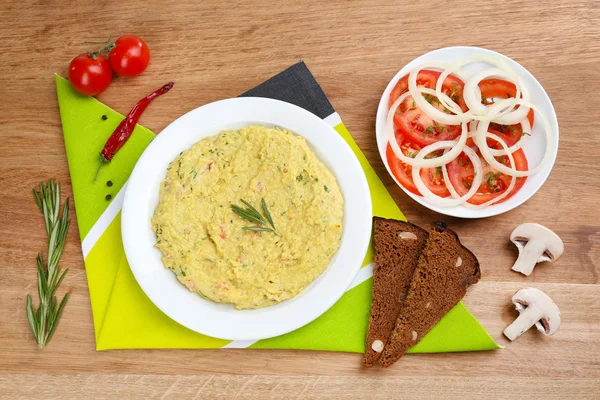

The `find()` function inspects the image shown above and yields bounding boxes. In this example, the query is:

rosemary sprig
[27,180,70,349]
[231,198,277,234]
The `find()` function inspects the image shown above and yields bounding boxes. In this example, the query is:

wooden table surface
[1,0,599,398]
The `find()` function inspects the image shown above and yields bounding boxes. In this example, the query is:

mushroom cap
[512,287,561,336]
[510,223,564,262]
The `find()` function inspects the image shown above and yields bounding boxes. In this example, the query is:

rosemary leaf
[261,198,275,228]
[35,304,42,324]
[242,226,274,232]
[51,268,69,297]
[240,199,263,219]
[48,296,57,325]
[37,255,47,299]
[46,293,69,344]
[42,199,50,235]
[33,189,43,213]
[26,295,37,338]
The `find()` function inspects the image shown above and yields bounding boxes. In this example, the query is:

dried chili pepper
[94,82,174,181]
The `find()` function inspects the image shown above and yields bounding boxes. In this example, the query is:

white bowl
[375,46,559,218]
[122,97,372,341]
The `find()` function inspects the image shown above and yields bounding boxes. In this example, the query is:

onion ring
[468,117,531,157]
[387,91,469,168]
[442,132,517,208]
[411,141,483,207]
[435,55,516,110]
[464,67,530,125]
[408,63,471,125]
[469,120,478,132]
[474,99,552,177]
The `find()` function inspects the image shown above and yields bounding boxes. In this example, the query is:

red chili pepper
[94,82,174,181]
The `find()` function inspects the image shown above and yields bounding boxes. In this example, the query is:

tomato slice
[446,130,528,205]
[386,142,419,195]
[479,78,535,145]
[419,163,450,198]
[389,70,467,147]
[385,130,450,197]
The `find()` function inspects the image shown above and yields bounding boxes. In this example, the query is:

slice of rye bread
[362,217,428,367]
[379,221,481,367]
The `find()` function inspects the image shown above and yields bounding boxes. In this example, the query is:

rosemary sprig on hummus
[27,180,71,349]
[231,198,278,234]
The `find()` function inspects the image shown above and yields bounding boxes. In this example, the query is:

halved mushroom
[510,223,564,276]
[504,288,560,341]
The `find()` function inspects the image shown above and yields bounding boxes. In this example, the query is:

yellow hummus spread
[152,125,344,309]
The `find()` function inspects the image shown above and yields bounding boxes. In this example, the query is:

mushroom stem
[511,239,546,276]
[504,307,540,341]
[504,288,561,341]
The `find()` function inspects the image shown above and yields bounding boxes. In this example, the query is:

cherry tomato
[446,131,528,205]
[109,35,150,77]
[68,54,112,96]
[389,70,468,147]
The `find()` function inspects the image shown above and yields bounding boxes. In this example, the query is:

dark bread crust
[362,217,428,367]
[379,221,481,367]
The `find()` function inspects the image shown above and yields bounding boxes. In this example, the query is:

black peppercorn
[107,180,113,187]
[101,115,108,120]
[105,194,112,201]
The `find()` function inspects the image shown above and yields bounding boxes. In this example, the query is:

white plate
[122,97,372,341]
[375,46,559,218]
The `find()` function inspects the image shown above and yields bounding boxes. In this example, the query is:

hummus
[152,125,344,309]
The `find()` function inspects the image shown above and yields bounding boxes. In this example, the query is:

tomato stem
[85,36,116,60]
[84,39,112,45]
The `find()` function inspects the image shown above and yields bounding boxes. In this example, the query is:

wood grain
[1,0,599,398]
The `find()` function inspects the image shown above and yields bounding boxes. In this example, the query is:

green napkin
[56,73,499,353]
